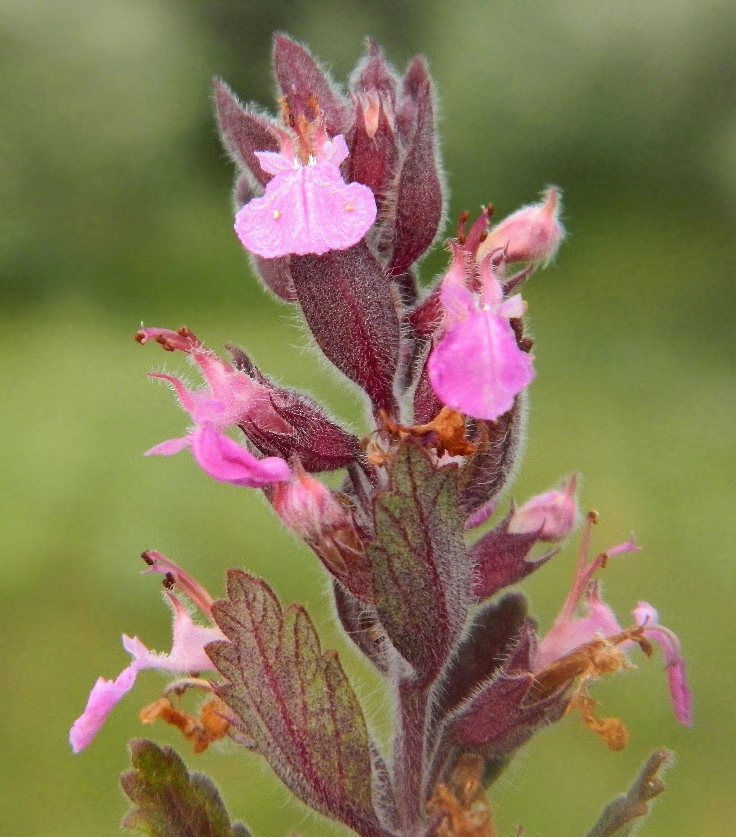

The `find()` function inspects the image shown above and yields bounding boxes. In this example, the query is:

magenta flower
[536,517,692,726]
[234,132,377,258]
[427,244,535,420]
[136,327,291,488]
[508,474,579,542]
[70,552,225,752]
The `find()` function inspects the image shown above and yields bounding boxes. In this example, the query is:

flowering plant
[71,34,690,837]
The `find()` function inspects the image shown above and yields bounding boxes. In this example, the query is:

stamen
[273,210,281,220]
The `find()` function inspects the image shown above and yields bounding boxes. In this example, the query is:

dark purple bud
[228,346,361,472]
[272,33,350,136]
[470,513,556,601]
[213,79,280,188]
[290,242,401,416]
[388,57,444,275]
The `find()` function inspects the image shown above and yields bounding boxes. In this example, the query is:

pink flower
[70,552,225,752]
[477,187,564,267]
[508,474,579,541]
[136,327,291,488]
[536,515,692,726]
[427,244,535,420]
[234,133,377,258]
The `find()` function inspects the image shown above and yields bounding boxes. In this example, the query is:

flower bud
[508,474,578,542]
[273,464,372,600]
[477,187,564,266]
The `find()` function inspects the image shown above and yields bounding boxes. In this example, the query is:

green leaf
[207,571,392,837]
[367,443,470,683]
[121,739,251,837]
[582,749,674,837]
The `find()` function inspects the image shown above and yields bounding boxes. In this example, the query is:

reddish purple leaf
[208,571,391,837]
[332,581,390,673]
[291,242,400,415]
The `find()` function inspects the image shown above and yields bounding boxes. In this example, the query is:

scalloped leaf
[207,570,392,837]
[121,739,251,837]
[367,444,470,684]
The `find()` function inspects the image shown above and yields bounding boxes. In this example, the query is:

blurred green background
[1,0,734,835]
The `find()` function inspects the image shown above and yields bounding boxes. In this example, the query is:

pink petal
[145,435,191,457]
[634,601,693,726]
[428,308,535,420]
[122,596,223,675]
[234,160,377,258]
[254,149,296,175]
[190,424,291,487]
[536,586,622,670]
[69,664,140,753]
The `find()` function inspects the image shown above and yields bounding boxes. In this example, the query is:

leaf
[121,739,251,837]
[207,571,391,837]
[291,242,400,414]
[367,444,470,683]
[582,749,674,837]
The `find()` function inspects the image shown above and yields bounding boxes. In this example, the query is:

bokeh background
[2,1,735,835]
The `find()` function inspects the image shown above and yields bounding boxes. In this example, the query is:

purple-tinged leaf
[332,581,391,673]
[213,79,280,188]
[291,242,400,415]
[228,346,361,472]
[470,515,555,601]
[449,624,568,759]
[208,571,392,837]
[582,749,673,837]
[121,739,251,837]
[367,444,470,684]
[459,401,524,520]
[388,57,444,276]
[272,33,350,136]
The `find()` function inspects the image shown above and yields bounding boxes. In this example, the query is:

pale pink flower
[136,327,291,488]
[234,133,377,258]
[427,245,535,420]
[477,187,564,267]
[536,517,692,726]
[70,553,225,752]
[508,474,579,541]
